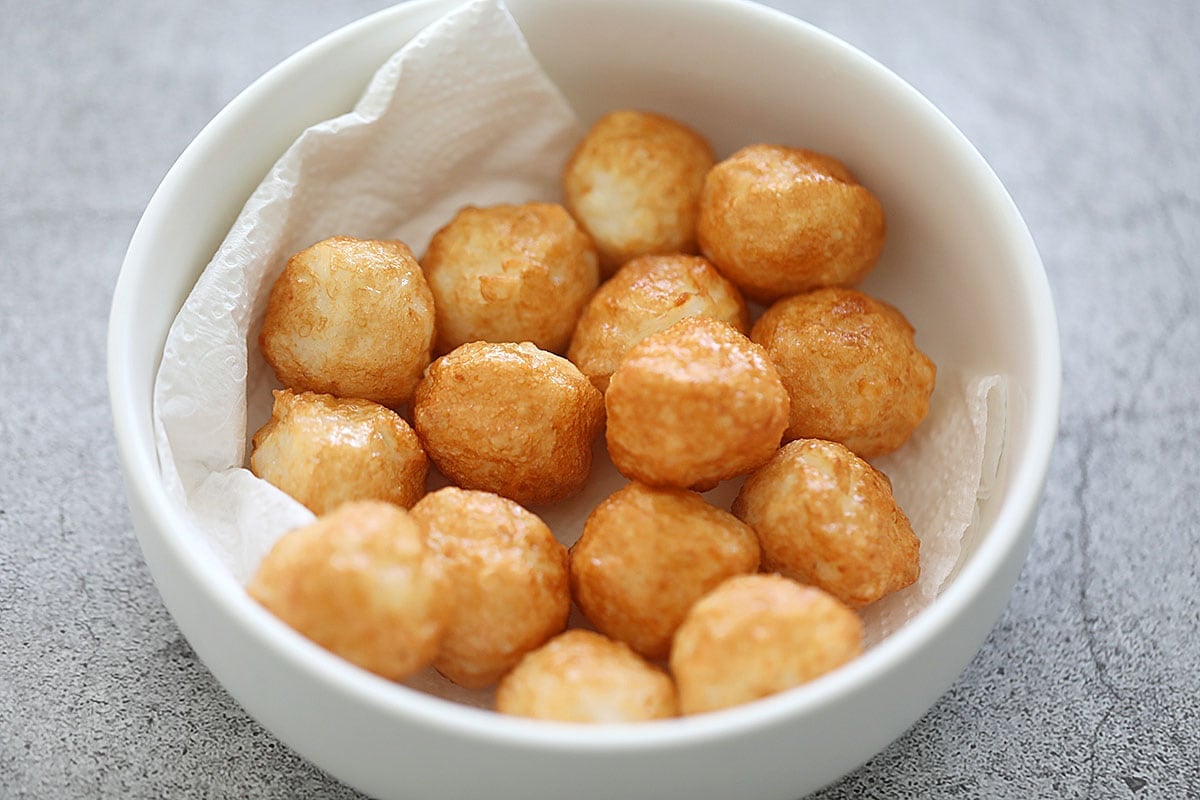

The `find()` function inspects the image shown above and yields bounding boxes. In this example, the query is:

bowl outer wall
[107,1,1061,798]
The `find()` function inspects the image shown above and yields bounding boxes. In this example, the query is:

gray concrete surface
[2,1,1197,798]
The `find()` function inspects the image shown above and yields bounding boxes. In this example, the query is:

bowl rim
[107,0,1062,753]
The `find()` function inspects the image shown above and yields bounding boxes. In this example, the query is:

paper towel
[861,373,1007,647]
[151,0,1008,707]
[153,0,584,583]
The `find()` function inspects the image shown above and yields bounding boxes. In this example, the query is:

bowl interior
[108,0,1059,789]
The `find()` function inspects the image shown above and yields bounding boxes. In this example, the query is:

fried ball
[496,630,678,722]
[751,287,936,458]
[247,500,448,681]
[410,487,569,688]
[697,144,886,303]
[605,316,789,491]
[422,203,599,355]
[732,438,920,608]
[249,389,427,515]
[259,237,435,408]
[567,254,749,393]
[412,342,605,507]
[669,574,862,715]
[569,482,760,660]
[563,110,715,275]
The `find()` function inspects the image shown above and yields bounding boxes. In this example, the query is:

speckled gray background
[2,1,1197,798]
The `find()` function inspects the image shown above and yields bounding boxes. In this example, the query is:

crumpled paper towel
[152,0,1008,706]
[154,0,583,583]
[862,372,1007,648]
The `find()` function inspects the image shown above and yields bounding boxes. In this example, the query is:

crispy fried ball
[412,342,605,507]
[605,316,789,491]
[563,110,715,275]
[751,287,936,458]
[247,501,448,681]
[567,254,749,393]
[249,389,427,515]
[569,482,760,660]
[258,236,435,408]
[697,144,886,303]
[669,574,862,715]
[496,630,678,722]
[422,203,599,355]
[410,487,569,688]
[732,438,920,608]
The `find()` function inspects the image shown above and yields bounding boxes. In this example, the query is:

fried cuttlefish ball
[259,236,435,408]
[669,574,862,715]
[605,316,789,491]
[732,438,920,608]
[496,630,678,722]
[569,482,760,660]
[567,254,749,393]
[247,501,449,681]
[250,389,427,515]
[697,144,886,303]
[563,110,715,275]
[412,342,605,507]
[422,203,600,355]
[751,287,936,458]
[410,487,570,688]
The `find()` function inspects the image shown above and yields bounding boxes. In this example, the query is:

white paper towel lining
[151,0,1008,708]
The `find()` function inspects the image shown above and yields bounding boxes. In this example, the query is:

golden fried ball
[258,236,435,408]
[563,110,715,275]
[669,574,862,715]
[412,342,605,507]
[496,630,678,722]
[569,482,760,660]
[422,203,599,355]
[410,487,570,688]
[732,438,920,608]
[249,389,427,515]
[697,144,886,303]
[751,287,935,458]
[605,316,789,491]
[247,501,448,681]
[567,254,749,393]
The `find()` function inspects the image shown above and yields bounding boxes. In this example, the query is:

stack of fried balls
[247,109,937,721]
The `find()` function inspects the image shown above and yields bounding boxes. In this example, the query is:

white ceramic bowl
[108,1,1061,798]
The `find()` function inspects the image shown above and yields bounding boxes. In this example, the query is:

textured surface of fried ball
[567,254,749,393]
[563,110,715,275]
[412,342,605,507]
[250,389,427,515]
[422,203,599,355]
[496,630,678,722]
[697,144,886,303]
[569,482,760,660]
[259,236,435,408]
[247,501,448,681]
[732,438,920,608]
[605,316,789,491]
[410,487,569,688]
[669,574,862,715]
[752,286,936,458]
